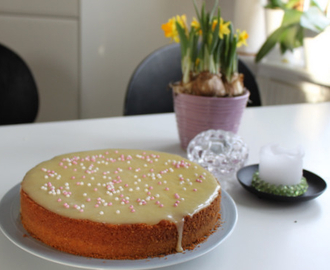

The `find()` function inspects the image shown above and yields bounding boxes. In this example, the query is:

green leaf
[279,24,303,52]
[255,26,289,62]
[209,9,220,54]
[281,9,302,27]
[265,0,286,9]
[175,21,189,55]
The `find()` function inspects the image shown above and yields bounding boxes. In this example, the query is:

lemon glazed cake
[20,149,221,259]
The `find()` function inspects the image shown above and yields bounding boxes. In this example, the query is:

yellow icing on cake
[21,149,220,227]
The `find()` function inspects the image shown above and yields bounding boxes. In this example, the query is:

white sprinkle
[116,210,120,214]
[99,211,104,215]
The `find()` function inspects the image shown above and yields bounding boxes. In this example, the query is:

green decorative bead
[251,171,308,197]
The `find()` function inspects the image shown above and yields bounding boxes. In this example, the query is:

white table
[1,102,329,270]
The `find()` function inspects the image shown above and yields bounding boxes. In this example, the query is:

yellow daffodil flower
[191,17,202,35]
[212,18,230,39]
[161,15,187,43]
[236,29,249,47]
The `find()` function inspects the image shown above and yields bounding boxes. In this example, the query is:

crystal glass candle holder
[187,129,248,187]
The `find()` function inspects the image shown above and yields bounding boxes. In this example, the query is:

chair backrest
[0,43,39,125]
[124,43,261,116]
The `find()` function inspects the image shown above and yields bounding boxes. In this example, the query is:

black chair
[0,43,39,125]
[124,43,261,116]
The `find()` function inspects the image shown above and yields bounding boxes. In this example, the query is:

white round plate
[0,184,237,269]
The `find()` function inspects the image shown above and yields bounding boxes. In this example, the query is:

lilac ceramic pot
[173,90,250,149]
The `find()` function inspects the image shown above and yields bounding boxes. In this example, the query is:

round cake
[20,149,221,259]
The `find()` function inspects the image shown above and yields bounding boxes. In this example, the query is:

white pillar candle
[259,144,304,186]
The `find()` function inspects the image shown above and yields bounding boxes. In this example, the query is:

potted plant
[255,0,330,63]
[161,0,250,149]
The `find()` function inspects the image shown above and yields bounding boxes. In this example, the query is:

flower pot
[173,90,250,150]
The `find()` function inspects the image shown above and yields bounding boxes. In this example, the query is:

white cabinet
[0,0,79,122]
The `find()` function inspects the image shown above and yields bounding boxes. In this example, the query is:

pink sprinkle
[159,204,164,208]
[124,184,129,187]
[149,186,154,190]
[150,169,154,172]
[173,203,178,207]
[94,204,99,208]
[87,198,91,202]
[115,150,119,154]
[147,191,151,195]
[131,209,136,213]
[79,209,84,213]
[108,202,112,206]
[74,204,78,209]
[120,194,124,198]
[193,188,197,192]
[155,201,160,205]
[174,193,180,199]
[94,188,98,191]
[128,167,132,170]
[57,198,62,202]
[158,181,162,185]
[143,174,147,178]
[150,196,155,200]
[165,187,169,191]
[47,182,52,187]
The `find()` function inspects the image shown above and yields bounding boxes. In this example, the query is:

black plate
[237,164,327,202]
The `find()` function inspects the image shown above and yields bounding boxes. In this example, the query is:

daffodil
[161,15,187,43]
[191,17,202,35]
[161,0,249,96]
[236,30,249,48]
[212,18,230,39]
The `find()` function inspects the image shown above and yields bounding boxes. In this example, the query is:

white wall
[80,0,235,118]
